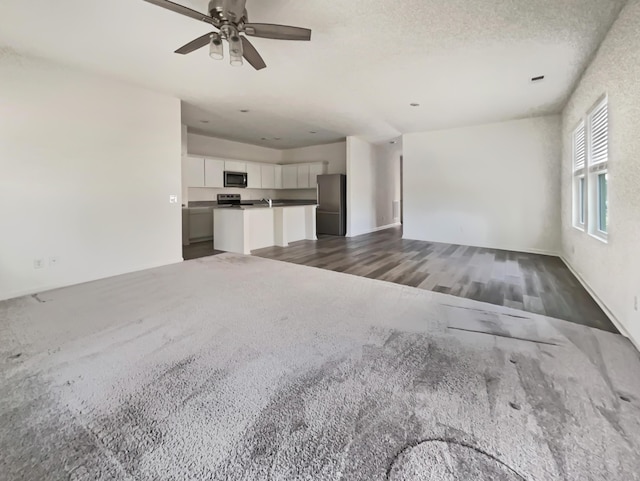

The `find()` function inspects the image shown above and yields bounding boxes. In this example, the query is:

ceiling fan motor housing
[208,0,247,25]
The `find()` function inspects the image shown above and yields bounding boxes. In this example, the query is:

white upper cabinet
[309,162,326,187]
[184,156,205,188]
[274,165,282,189]
[204,158,224,188]
[297,164,310,188]
[261,164,276,189]
[224,160,247,173]
[184,157,326,190]
[282,165,298,189]
[246,162,262,189]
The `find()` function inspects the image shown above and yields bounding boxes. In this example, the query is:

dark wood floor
[182,241,224,261]
[253,227,616,332]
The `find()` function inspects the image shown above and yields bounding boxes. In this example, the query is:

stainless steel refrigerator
[316,174,346,236]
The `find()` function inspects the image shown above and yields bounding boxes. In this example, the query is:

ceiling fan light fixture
[225,26,244,67]
[230,55,244,67]
[209,33,223,60]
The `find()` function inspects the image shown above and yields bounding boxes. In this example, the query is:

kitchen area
[182,152,346,260]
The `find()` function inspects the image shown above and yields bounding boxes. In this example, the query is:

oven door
[224,171,248,188]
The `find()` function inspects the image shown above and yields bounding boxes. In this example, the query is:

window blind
[573,122,585,171]
[589,101,608,165]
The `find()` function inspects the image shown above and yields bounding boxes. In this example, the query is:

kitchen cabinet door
[282,165,298,189]
[274,165,283,189]
[309,162,326,187]
[261,164,276,189]
[184,156,205,188]
[204,158,224,187]
[224,160,247,173]
[246,162,262,189]
[189,209,214,241]
[297,164,310,188]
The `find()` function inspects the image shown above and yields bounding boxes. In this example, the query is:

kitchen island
[213,204,317,255]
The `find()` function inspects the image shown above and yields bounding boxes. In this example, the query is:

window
[587,97,608,240]
[572,121,586,229]
[572,96,609,241]
[579,177,586,225]
[597,172,608,233]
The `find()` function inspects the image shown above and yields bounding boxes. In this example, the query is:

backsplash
[187,187,316,204]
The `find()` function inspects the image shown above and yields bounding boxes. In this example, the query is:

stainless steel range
[217,194,242,206]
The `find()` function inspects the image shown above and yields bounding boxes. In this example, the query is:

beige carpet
[1,253,639,480]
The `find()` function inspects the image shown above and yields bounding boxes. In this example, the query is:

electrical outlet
[49,257,59,267]
[169,195,178,204]
[33,259,44,269]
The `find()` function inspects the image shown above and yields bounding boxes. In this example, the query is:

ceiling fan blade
[175,32,215,55]
[244,23,311,41]
[241,37,267,70]
[143,0,214,25]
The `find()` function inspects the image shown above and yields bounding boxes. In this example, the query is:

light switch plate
[169,195,178,204]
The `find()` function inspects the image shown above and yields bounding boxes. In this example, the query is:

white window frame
[571,121,586,231]
[571,95,609,243]
[586,96,609,243]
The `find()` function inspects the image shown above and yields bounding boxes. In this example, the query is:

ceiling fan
[143,0,312,70]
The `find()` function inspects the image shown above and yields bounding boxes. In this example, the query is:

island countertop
[214,202,318,210]
[189,200,317,210]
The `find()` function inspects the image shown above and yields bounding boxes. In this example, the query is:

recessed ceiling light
[390,140,398,144]
[261,137,268,141]
[310,131,317,134]
[410,103,420,107]
[240,109,250,113]
[200,120,209,124]
[531,75,545,82]
[273,137,282,140]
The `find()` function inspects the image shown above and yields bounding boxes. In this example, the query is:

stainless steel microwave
[224,171,248,188]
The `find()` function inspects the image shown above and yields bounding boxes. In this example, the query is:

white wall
[346,137,402,237]
[0,50,183,301]
[560,0,640,344]
[403,116,562,254]
[374,141,403,229]
[187,132,282,163]
[281,141,347,175]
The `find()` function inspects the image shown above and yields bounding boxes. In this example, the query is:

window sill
[588,232,608,244]
[573,225,585,233]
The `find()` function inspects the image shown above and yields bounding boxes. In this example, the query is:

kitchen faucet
[261,198,273,208]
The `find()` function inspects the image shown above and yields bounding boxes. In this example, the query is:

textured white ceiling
[0,0,626,149]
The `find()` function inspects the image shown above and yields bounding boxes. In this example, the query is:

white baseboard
[347,223,401,237]
[560,256,637,348]
[400,235,559,257]
[369,222,402,233]
[0,258,185,302]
